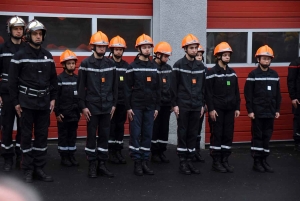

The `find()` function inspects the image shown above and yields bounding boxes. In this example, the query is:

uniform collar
[24,43,47,56]
[215,63,229,73]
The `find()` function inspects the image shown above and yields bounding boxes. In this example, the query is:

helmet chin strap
[138,47,150,58]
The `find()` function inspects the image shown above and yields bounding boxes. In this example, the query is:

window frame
[0,11,153,56]
[207,28,300,68]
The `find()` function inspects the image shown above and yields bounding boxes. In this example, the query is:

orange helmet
[60,49,78,64]
[135,34,153,48]
[109,35,127,48]
[255,45,274,58]
[154,41,172,56]
[181,34,200,48]
[90,31,109,46]
[214,42,233,56]
[197,45,205,53]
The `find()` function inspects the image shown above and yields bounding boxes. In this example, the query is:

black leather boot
[24,170,33,183]
[69,154,79,166]
[15,155,21,169]
[187,158,200,174]
[179,157,191,175]
[109,151,120,164]
[261,157,274,173]
[253,157,265,173]
[193,150,205,163]
[151,153,161,163]
[221,156,234,173]
[34,168,53,182]
[142,160,154,175]
[3,158,13,172]
[88,160,97,178]
[134,160,143,176]
[116,150,126,164]
[61,155,72,167]
[98,161,114,178]
[159,153,170,163]
[212,156,227,173]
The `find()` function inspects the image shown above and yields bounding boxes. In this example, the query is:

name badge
[74,91,78,95]
[102,77,105,83]
[147,77,151,82]
[227,81,230,86]
[268,86,271,90]
[120,76,124,81]
[192,79,196,84]
[163,78,166,83]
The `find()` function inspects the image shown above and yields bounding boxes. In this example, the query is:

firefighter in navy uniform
[287,57,300,151]
[206,42,241,173]
[0,16,26,171]
[125,34,160,176]
[9,19,58,183]
[77,31,117,178]
[171,34,205,175]
[108,35,129,164]
[151,41,172,163]
[54,50,80,167]
[244,45,281,173]
[193,45,207,163]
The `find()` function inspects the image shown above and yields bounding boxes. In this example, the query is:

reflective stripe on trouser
[109,104,127,151]
[20,108,50,171]
[196,113,205,150]
[177,110,200,159]
[251,118,274,158]
[209,108,235,157]
[85,114,110,161]
[151,106,171,154]
[129,109,154,160]
[0,94,22,159]
[57,121,78,156]
[292,106,300,143]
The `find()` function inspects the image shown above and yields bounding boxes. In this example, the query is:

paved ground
[0,139,300,201]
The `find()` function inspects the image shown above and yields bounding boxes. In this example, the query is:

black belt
[19,85,49,97]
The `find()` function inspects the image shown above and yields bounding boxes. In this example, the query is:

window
[0,15,28,44]
[35,17,91,52]
[252,32,299,63]
[97,19,151,52]
[206,32,248,64]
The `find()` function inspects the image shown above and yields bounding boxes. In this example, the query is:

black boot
[142,160,154,175]
[193,150,205,163]
[3,158,13,172]
[151,153,161,163]
[15,155,21,169]
[159,153,170,163]
[116,150,126,164]
[187,158,200,174]
[109,151,120,164]
[253,157,265,173]
[134,160,143,176]
[88,160,97,178]
[24,170,33,183]
[98,161,114,178]
[179,157,191,175]
[61,155,72,167]
[34,168,53,182]
[261,157,274,173]
[69,154,79,166]
[212,156,227,173]
[221,156,234,173]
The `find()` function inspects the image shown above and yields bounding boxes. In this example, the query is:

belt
[1,73,8,81]
[19,85,49,97]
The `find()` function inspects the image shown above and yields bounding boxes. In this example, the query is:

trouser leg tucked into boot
[193,149,205,163]
[252,157,265,173]
[134,159,143,176]
[221,155,234,173]
[98,160,114,177]
[179,156,191,175]
[116,150,126,164]
[109,151,120,164]
[88,160,97,178]
[69,154,79,166]
[142,160,154,175]
[61,153,72,167]
[187,158,200,174]
[212,156,227,173]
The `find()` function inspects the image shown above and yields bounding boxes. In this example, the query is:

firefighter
[77,31,117,178]
[0,16,26,171]
[287,56,300,151]
[108,35,129,164]
[9,19,58,182]
[151,41,172,163]
[193,45,207,163]
[125,34,160,176]
[205,42,241,173]
[54,50,80,167]
[244,45,281,173]
[171,34,205,175]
